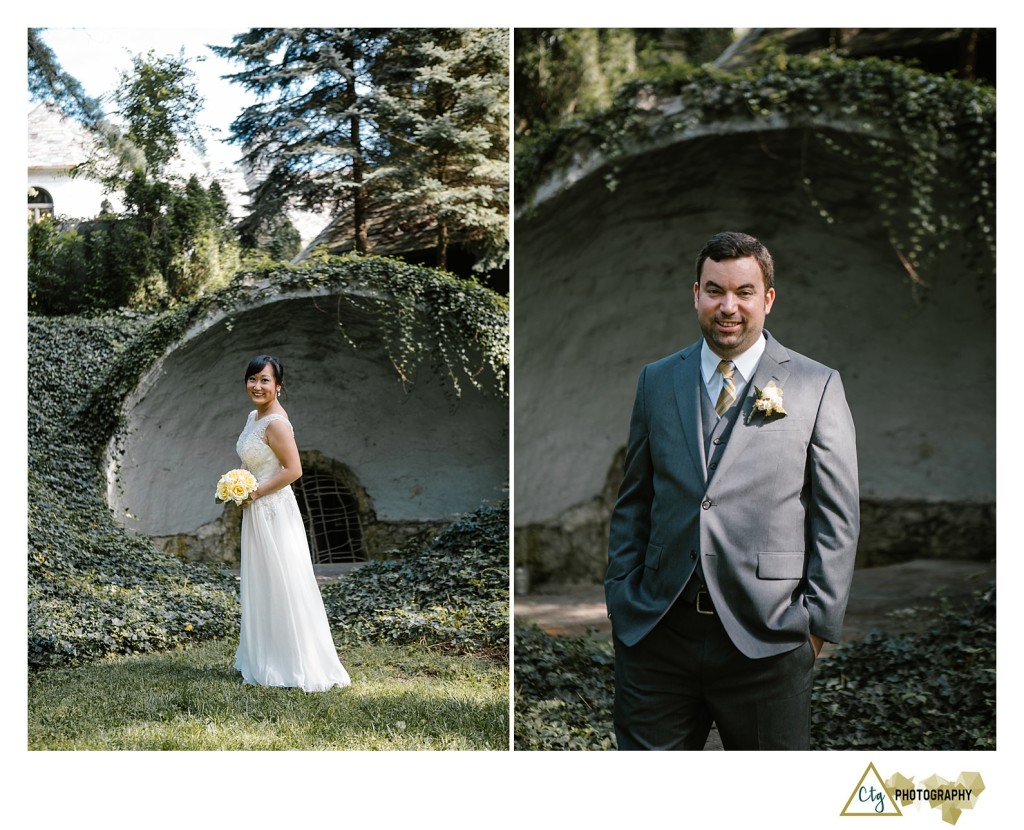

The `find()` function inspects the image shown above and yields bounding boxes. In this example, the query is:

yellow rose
[217,468,257,503]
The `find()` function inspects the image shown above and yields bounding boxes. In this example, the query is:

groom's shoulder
[643,340,700,373]
[770,336,840,382]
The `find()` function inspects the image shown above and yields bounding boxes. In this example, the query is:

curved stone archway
[107,287,507,563]
[514,117,994,586]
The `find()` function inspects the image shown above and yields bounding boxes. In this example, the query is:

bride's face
[246,364,280,405]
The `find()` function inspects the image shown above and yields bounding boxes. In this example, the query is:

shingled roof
[27,103,95,171]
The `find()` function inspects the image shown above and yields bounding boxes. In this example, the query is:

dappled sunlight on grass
[29,639,507,751]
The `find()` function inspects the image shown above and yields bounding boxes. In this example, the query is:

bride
[233,354,351,692]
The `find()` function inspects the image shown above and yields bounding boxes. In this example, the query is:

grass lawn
[29,638,508,751]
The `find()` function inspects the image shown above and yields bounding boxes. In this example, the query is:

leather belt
[694,588,715,616]
[680,579,715,616]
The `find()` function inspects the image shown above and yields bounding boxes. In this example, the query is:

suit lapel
[673,341,707,484]
[709,333,791,486]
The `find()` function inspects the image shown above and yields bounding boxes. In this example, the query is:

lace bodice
[236,411,294,513]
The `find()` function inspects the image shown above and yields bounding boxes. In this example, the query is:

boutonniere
[746,381,787,424]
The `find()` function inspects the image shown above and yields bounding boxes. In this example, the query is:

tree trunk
[352,112,367,255]
[437,218,449,271]
[345,38,367,255]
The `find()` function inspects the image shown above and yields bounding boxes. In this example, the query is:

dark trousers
[613,594,815,750]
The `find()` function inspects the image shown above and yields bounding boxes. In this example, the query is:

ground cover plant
[513,625,615,751]
[28,257,508,672]
[28,313,240,669]
[810,585,995,750]
[322,500,509,659]
[513,586,995,751]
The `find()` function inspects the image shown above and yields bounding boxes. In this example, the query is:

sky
[32,27,258,172]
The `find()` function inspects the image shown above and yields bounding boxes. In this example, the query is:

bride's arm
[247,420,303,502]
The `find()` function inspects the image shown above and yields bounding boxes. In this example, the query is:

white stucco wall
[514,128,994,528]
[28,169,117,219]
[109,291,507,537]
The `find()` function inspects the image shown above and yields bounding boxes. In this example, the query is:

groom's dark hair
[244,354,285,388]
[695,232,775,291]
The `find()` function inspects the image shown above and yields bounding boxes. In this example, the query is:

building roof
[27,103,95,170]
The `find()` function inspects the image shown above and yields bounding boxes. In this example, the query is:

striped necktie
[715,360,737,416]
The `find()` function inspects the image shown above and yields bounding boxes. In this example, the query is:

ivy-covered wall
[101,257,509,562]
[514,57,995,587]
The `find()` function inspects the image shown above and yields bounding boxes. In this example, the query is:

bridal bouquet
[215,468,259,505]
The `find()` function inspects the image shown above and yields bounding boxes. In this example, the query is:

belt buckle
[695,588,714,616]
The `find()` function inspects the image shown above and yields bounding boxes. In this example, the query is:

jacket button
[713,437,723,445]
[701,499,711,509]
[690,550,697,560]
[709,462,718,470]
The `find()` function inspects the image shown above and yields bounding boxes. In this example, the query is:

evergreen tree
[373,28,509,273]
[28,29,131,179]
[213,29,387,256]
[28,28,103,128]
[215,28,509,273]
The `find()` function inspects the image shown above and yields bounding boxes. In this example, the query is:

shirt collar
[700,332,767,384]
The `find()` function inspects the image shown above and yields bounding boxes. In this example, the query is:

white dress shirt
[699,332,767,406]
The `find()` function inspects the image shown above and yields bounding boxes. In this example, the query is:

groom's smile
[694,255,775,359]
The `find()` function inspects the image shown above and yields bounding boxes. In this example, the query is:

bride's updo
[244,354,285,390]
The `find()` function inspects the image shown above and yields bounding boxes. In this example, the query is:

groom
[605,231,859,750]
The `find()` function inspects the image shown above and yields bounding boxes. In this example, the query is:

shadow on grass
[29,638,508,751]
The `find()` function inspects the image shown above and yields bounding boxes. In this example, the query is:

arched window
[28,186,54,223]
[293,464,368,564]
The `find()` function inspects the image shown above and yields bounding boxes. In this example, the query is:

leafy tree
[72,49,207,191]
[29,48,238,312]
[514,28,734,138]
[114,49,206,175]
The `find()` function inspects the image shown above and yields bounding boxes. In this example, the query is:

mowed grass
[28,638,508,751]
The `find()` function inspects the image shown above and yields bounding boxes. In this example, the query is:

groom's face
[693,255,775,359]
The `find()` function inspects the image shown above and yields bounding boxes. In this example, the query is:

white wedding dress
[233,411,351,692]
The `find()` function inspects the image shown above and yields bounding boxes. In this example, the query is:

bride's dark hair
[245,355,285,388]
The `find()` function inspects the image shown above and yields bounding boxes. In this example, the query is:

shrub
[27,174,239,315]
[513,625,615,750]
[322,501,509,658]
[811,585,996,750]
[28,314,240,669]
[513,587,995,750]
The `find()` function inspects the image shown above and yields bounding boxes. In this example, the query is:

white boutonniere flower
[746,381,787,424]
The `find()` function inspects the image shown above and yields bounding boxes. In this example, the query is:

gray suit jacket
[605,332,859,657]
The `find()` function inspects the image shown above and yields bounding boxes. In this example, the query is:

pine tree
[373,28,509,273]
[28,28,103,129]
[214,28,509,273]
[213,29,388,255]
